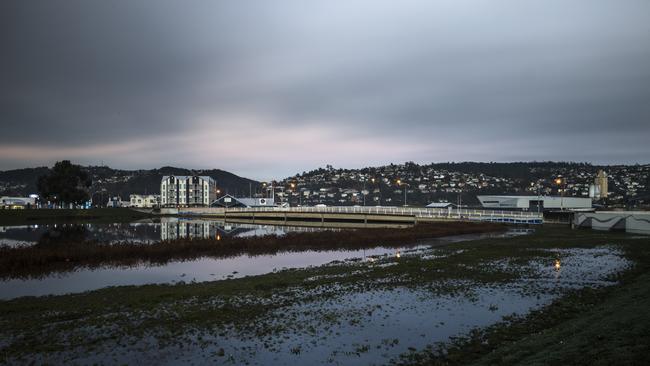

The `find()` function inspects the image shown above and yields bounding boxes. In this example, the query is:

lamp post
[290,182,296,206]
[397,179,409,206]
[555,177,565,211]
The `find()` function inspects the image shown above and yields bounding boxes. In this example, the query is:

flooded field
[0,221,528,299]
[43,245,626,366]
[1,225,640,365]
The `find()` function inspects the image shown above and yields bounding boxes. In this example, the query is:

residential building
[160,175,217,207]
[129,194,160,208]
[0,196,36,209]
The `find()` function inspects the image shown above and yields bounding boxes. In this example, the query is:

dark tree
[37,161,92,205]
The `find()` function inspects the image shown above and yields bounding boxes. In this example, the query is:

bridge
[158,206,543,226]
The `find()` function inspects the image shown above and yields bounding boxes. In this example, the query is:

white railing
[197,206,543,224]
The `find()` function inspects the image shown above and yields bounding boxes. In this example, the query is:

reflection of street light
[554,259,561,271]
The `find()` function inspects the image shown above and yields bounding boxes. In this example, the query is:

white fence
[176,206,543,225]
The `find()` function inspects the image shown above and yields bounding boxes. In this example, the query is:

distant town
[1,162,648,210]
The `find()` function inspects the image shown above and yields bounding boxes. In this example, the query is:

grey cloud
[1,0,649,177]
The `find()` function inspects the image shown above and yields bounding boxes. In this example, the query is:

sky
[1,0,649,180]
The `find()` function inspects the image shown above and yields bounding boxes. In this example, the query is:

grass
[0,208,152,225]
[0,226,648,364]
[396,228,650,366]
[0,221,503,279]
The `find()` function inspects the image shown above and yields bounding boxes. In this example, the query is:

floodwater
[0,218,298,248]
[21,244,631,366]
[0,220,532,299]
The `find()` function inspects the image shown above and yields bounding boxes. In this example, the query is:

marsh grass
[0,221,503,279]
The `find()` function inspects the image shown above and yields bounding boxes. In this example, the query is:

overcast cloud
[1,0,649,179]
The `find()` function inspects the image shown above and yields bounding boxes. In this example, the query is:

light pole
[371,177,377,206]
[555,177,564,211]
[531,182,541,214]
[290,182,296,206]
[397,179,409,207]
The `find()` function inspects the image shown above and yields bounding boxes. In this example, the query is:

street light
[371,177,382,206]
[531,182,541,214]
[397,179,409,206]
[290,182,296,206]
[555,177,565,210]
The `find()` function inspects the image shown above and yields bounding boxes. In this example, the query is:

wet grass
[0,208,152,226]
[395,229,650,366]
[0,221,503,279]
[0,227,647,364]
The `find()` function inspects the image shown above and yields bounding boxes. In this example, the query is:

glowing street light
[555,177,565,210]
[396,179,409,206]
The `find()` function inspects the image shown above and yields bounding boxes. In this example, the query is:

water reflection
[0,228,535,300]
[0,218,339,247]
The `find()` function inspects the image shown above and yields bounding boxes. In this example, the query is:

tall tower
[595,170,608,199]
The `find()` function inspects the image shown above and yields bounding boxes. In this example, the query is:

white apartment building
[160,175,217,207]
[129,194,161,208]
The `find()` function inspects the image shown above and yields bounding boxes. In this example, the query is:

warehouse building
[477,195,592,211]
[211,194,276,208]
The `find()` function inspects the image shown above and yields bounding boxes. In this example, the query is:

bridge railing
[218,205,542,223]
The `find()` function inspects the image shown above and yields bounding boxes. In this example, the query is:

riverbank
[0,208,153,225]
[399,228,650,365]
[1,227,647,364]
[0,221,502,279]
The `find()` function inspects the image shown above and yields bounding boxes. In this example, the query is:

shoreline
[0,208,154,225]
[0,221,504,279]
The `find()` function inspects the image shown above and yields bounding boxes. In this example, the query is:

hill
[0,166,261,201]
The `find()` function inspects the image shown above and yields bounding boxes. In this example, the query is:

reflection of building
[161,175,217,207]
[129,194,160,208]
[589,170,608,200]
[477,195,592,211]
[160,219,219,240]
